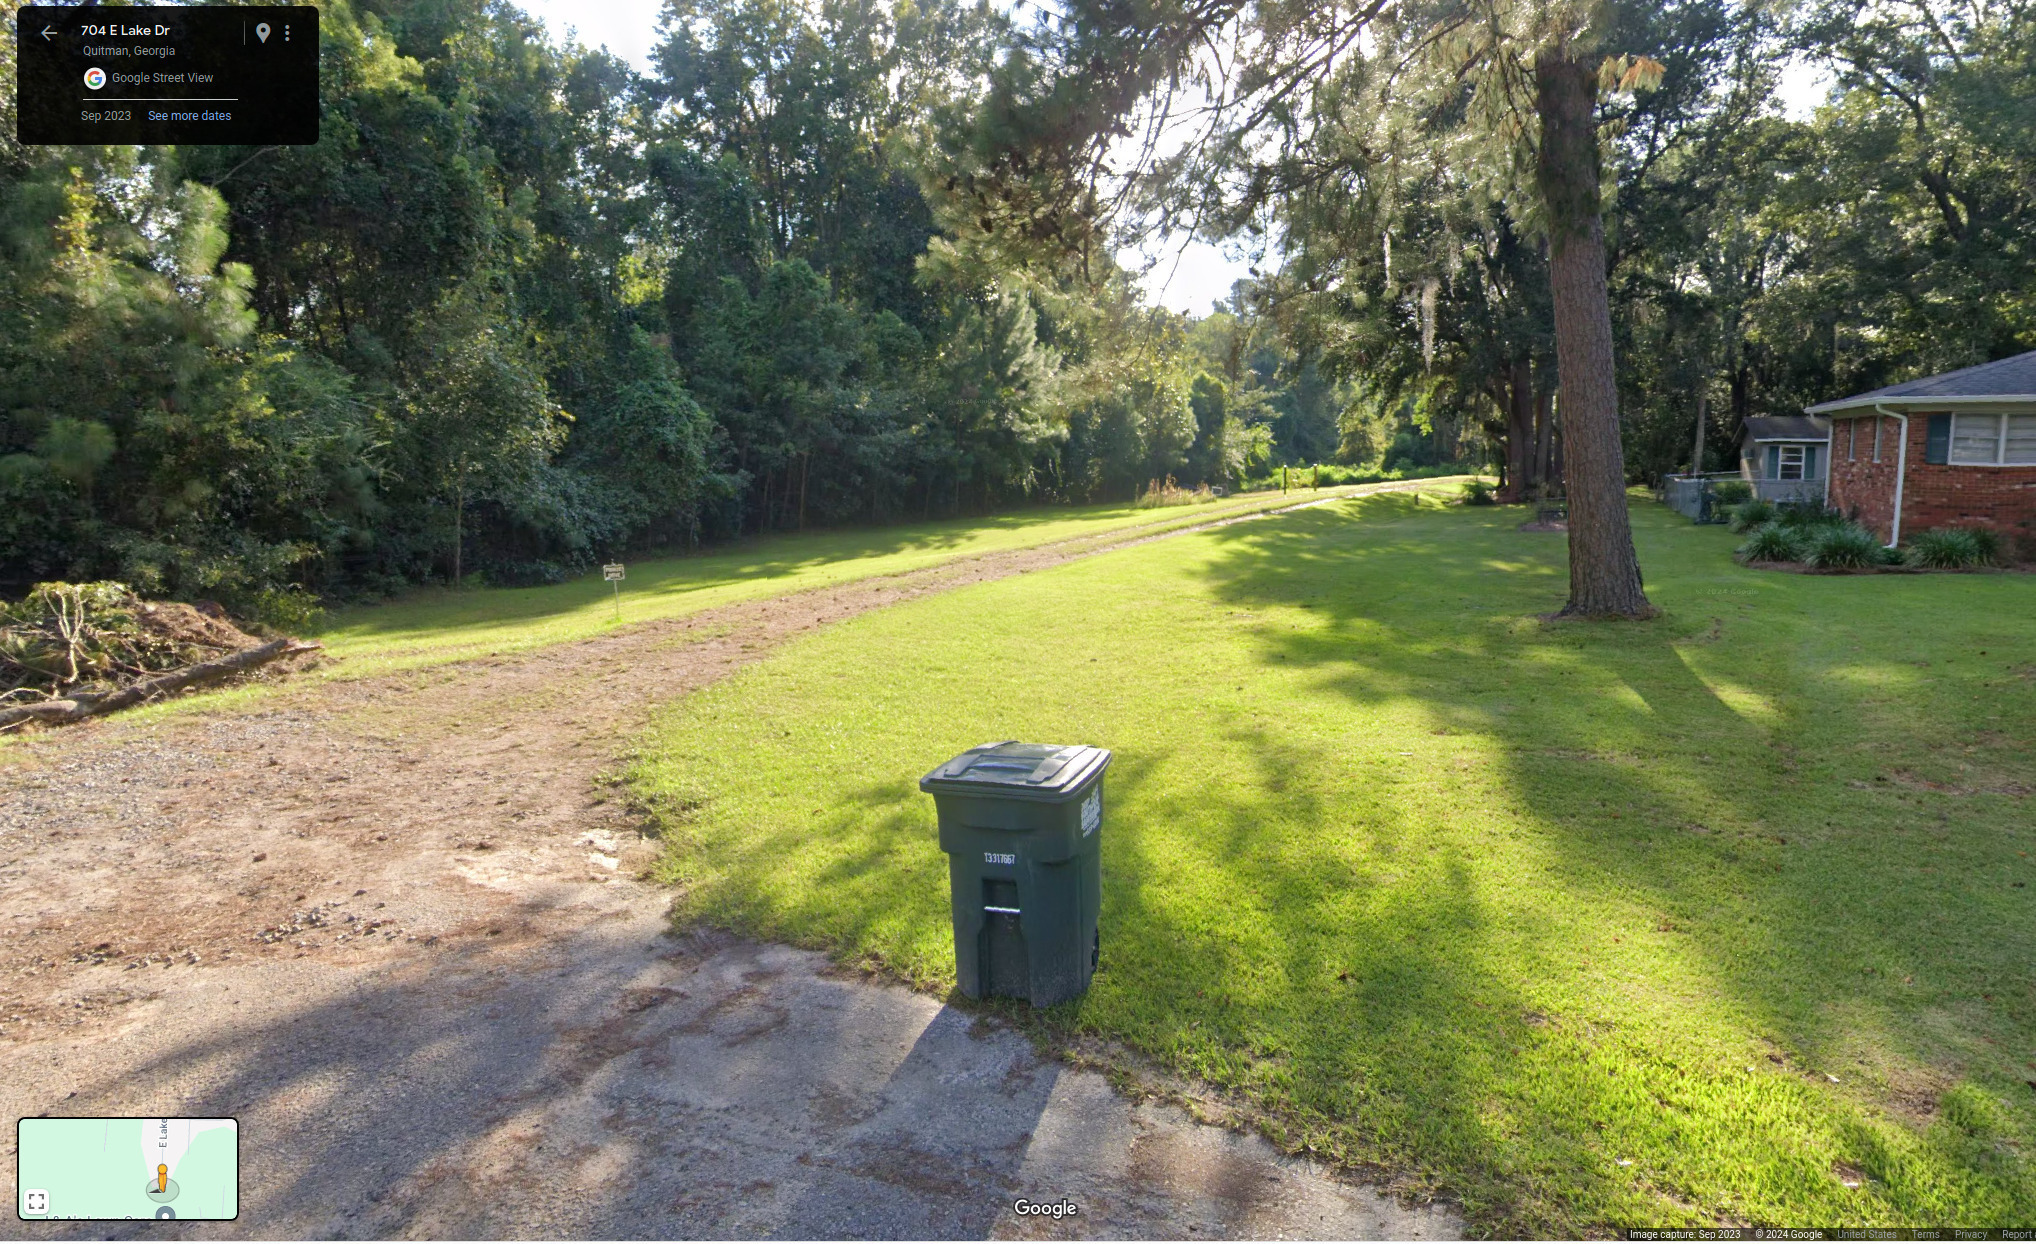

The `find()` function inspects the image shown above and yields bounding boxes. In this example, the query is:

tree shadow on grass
[311,497,1259,651]
[1160,492,2036,1227]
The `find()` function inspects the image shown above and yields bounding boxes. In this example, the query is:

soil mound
[134,600,260,651]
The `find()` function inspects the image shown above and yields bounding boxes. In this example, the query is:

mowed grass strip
[631,494,2036,1233]
[308,483,1435,680]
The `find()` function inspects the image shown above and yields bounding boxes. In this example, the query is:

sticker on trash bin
[1081,789,1100,836]
[984,852,1016,866]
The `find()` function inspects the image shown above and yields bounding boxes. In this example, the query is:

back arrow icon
[42,25,57,40]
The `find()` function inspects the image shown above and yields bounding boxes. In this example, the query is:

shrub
[1710,480,1752,506]
[1905,527,1997,569]
[1133,476,1219,509]
[1738,523,1806,563]
[1728,498,1776,532]
[1805,522,1883,569]
[1774,502,1843,529]
[1460,478,1496,506]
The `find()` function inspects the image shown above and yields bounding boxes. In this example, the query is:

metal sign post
[603,563,625,620]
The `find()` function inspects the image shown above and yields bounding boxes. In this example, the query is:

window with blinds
[1948,413,2036,465]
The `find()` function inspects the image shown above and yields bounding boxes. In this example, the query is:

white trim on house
[1808,394,2036,414]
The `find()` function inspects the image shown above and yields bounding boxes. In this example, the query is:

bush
[1805,522,1883,569]
[1774,502,1844,530]
[1738,523,1806,563]
[1461,479,1497,506]
[1905,527,1998,569]
[1710,480,1752,506]
[1729,499,1776,532]
[1133,476,1219,509]
[1239,462,1468,491]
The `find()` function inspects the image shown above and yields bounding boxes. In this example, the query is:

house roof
[1805,349,2036,413]
[1737,415,1829,444]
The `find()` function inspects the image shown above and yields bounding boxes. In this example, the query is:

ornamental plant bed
[1737,558,2030,575]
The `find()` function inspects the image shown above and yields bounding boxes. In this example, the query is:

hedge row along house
[1806,350,2036,552]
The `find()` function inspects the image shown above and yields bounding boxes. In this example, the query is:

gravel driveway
[0,489,1461,1239]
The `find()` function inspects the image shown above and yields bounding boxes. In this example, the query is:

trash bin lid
[918,741,1111,801]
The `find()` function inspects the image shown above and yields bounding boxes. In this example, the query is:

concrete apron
[6,901,1460,1240]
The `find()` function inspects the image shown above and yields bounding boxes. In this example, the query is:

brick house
[1806,351,2036,551]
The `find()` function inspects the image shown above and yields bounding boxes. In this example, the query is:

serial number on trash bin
[984,852,1016,865]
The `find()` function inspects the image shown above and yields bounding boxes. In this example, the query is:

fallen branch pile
[1,582,319,731]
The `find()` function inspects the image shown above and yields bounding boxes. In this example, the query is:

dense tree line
[0,0,1348,612]
[1178,0,2036,493]
[5,0,2028,616]
[935,0,2036,613]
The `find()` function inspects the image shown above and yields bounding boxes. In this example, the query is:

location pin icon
[255,22,270,42]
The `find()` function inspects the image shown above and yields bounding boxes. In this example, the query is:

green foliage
[1728,498,1776,531]
[1709,480,1753,506]
[1461,478,1497,505]
[1773,502,1845,530]
[1906,527,2000,569]
[1738,523,1806,563]
[1242,462,1468,491]
[1131,476,1220,508]
[1804,521,1884,569]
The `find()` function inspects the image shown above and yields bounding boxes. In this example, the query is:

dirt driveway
[0,488,1461,1239]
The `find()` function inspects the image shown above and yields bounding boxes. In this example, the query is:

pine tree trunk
[1502,362,1534,502]
[1534,385,1554,496]
[453,477,464,587]
[1535,49,1654,619]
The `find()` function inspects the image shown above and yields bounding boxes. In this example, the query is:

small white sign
[984,852,1016,866]
[1080,790,1100,836]
[602,563,625,581]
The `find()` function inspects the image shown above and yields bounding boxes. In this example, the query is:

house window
[1951,413,2003,464]
[1777,445,1806,480]
[1847,419,1857,461]
[2008,415,2036,464]
[1947,412,2036,464]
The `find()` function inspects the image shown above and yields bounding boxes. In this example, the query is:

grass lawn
[304,483,1418,680]
[631,492,2036,1234]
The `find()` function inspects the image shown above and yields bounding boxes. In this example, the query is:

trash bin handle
[984,905,1021,914]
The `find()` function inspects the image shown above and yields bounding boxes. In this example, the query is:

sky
[516,0,1835,317]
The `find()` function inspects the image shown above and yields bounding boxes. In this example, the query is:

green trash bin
[920,741,1111,1007]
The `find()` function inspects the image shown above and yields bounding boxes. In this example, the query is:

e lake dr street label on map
[16,1118,238,1220]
